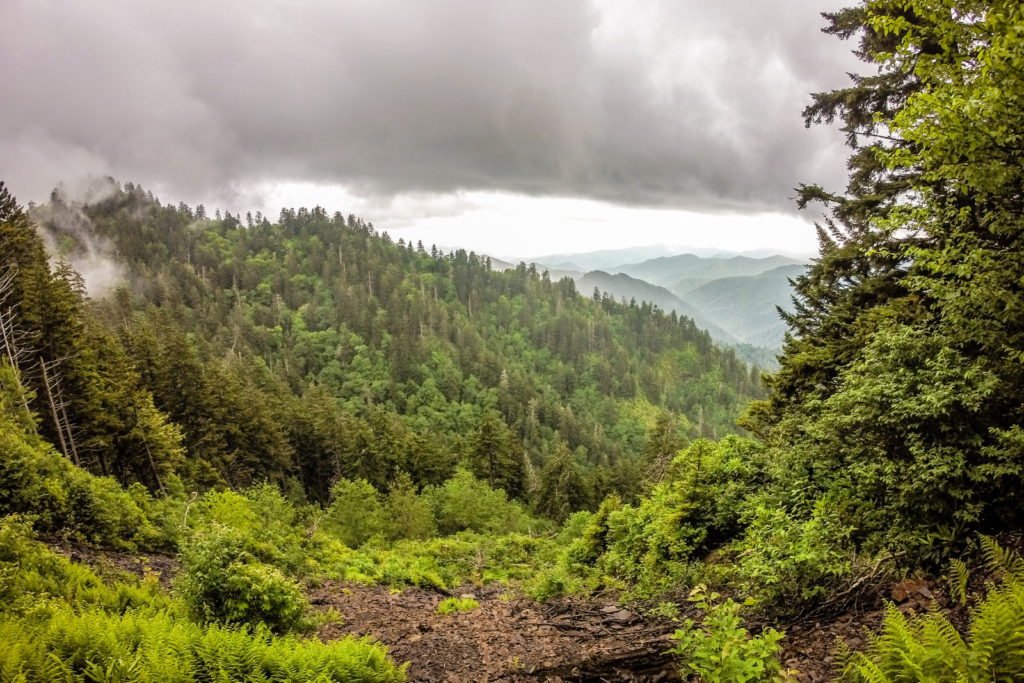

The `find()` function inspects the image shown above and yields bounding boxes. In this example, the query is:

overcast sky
[1,0,862,257]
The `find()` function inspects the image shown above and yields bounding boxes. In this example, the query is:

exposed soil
[311,576,969,683]
[46,541,180,589]
[313,581,684,683]
[44,540,991,682]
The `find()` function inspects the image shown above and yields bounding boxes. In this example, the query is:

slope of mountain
[577,271,741,346]
[19,181,767,505]
[614,254,803,294]
[682,265,804,348]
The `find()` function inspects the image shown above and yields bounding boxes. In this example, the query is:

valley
[3,1,1024,681]
[487,248,808,367]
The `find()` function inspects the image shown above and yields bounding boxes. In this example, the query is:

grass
[436,597,479,614]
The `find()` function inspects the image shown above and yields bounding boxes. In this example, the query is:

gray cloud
[0,0,861,213]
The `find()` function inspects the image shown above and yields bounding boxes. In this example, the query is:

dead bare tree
[131,400,167,496]
[0,266,35,424]
[38,356,81,467]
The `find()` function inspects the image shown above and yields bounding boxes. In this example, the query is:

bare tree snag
[39,358,72,463]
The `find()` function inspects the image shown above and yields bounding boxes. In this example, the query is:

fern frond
[980,536,1024,582]
[949,559,970,605]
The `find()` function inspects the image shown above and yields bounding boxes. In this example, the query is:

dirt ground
[50,542,980,682]
[311,576,966,683]
[313,581,682,683]
[47,541,180,589]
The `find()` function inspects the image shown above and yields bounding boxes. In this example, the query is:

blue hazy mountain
[681,265,805,348]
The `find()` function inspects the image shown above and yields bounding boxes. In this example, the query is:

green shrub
[176,523,307,632]
[0,514,170,617]
[424,469,536,536]
[543,438,769,599]
[383,472,436,541]
[728,502,853,609]
[838,537,1024,683]
[324,479,387,548]
[0,514,403,682]
[524,564,595,602]
[436,597,478,614]
[0,366,178,551]
[557,509,594,544]
[667,585,787,683]
[334,532,560,590]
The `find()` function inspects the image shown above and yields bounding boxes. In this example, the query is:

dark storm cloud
[0,0,862,212]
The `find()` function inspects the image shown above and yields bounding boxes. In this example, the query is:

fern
[980,535,1024,582]
[0,609,406,683]
[949,558,970,605]
[0,516,406,683]
[839,538,1024,683]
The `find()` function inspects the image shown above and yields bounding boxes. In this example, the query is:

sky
[1,0,863,258]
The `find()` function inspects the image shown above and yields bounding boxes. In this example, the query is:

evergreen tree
[536,442,589,523]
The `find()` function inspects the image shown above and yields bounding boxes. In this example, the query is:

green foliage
[0,608,405,683]
[325,479,386,548]
[339,532,561,590]
[425,469,536,536]
[727,503,853,608]
[436,597,478,614]
[838,537,1024,683]
[0,515,404,683]
[19,180,763,512]
[667,585,787,683]
[541,436,769,600]
[744,0,1024,551]
[0,364,180,550]
[0,515,170,618]
[536,442,590,524]
[468,411,526,500]
[382,471,436,541]
[175,524,308,632]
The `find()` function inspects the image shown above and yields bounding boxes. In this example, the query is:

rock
[460,593,476,600]
[891,579,925,602]
[605,610,633,623]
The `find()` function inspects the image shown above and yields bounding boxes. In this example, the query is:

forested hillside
[8,185,762,510]
[575,270,739,345]
[3,1,1024,681]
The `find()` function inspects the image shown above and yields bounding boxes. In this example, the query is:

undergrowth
[667,585,789,683]
[838,537,1024,683]
[0,515,406,683]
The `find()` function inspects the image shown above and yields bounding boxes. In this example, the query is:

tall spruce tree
[747,0,1024,543]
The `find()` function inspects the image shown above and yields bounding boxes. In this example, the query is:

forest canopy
[2,179,763,515]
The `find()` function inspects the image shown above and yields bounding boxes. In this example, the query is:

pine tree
[537,442,589,523]
[745,3,951,435]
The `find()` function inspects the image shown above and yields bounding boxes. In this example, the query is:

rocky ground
[311,576,968,683]
[52,542,982,682]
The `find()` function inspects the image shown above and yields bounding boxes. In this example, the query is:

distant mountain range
[682,265,804,348]
[612,253,802,297]
[504,244,814,272]
[487,246,811,369]
[576,271,740,345]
